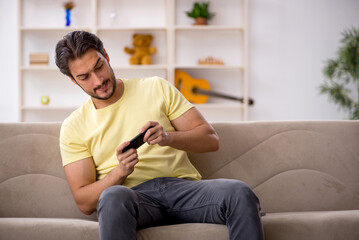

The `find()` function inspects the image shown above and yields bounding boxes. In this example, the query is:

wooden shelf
[113,65,168,71]
[175,25,244,31]
[175,65,244,71]
[195,103,244,109]
[21,106,78,111]
[97,26,167,31]
[18,0,249,122]
[21,66,58,71]
[20,27,92,31]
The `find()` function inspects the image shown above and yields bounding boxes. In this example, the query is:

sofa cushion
[137,223,228,240]
[189,121,359,213]
[262,210,359,240]
[0,218,228,240]
[0,173,95,220]
[2,211,358,240]
[0,218,99,240]
[0,123,96,221]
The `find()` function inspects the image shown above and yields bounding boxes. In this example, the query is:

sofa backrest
[188,121,359,213]
[1,121,358,219]
[0,123,96,221]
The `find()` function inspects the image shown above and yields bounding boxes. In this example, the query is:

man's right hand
[64,142,139,216]
[115,141,139,177]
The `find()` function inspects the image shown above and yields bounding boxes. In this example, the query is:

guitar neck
[193,87,254,105]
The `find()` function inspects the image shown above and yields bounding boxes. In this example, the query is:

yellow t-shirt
[60,76,202,188]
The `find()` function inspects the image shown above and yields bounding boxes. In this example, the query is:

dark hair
[55,31,106,78]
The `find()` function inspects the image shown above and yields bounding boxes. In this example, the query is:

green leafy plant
[319,27,359,120]
[186,2,215,20]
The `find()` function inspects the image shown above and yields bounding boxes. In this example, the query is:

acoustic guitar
[175,70,254,105]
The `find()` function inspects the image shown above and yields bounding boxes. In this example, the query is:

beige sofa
[1,121,358,240]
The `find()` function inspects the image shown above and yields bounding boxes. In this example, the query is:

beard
[89,66,117,100]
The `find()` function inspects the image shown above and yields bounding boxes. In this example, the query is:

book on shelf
[29,53,49,66]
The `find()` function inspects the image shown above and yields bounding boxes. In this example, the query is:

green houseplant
[186,2,215,25]
[319,27,359,120]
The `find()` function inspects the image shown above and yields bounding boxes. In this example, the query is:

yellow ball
[40,96,50,105]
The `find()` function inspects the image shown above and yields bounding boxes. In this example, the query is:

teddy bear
[124,34,157,65]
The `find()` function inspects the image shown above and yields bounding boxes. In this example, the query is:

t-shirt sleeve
[157,77,194,121]
[59,119,92,166]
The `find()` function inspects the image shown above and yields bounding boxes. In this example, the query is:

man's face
[68,48,116,100]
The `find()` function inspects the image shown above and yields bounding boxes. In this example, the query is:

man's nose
[93,72,104,85]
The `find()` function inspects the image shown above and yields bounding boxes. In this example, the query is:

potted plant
[319,27,359,120]
[186,2,215,25]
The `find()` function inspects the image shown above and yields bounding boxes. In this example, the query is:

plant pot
[194,17,207,25]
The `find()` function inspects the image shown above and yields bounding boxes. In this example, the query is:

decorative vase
[65,9,71,26]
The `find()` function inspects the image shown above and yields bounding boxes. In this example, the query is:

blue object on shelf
[65,9,71,27]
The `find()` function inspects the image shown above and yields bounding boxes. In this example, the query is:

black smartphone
[122,126,154,153]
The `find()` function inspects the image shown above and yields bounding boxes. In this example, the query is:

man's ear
[104,48,110,62]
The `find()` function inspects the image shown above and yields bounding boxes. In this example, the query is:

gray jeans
[97,177,264,240]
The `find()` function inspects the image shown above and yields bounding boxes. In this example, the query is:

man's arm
[142,107,219,153]
[64,142,139,215]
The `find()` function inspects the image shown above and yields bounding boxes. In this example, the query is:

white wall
[1,0,359,122]
[248,0,359,120]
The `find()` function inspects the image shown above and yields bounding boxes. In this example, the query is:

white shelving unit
[18,0,249,122]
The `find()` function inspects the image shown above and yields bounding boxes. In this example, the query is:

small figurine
[124,34,157,65]
[109,12,118,26]
[198,56,225,65]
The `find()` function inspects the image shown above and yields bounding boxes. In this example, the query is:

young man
[55,31,264,240]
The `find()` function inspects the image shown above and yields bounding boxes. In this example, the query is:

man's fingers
[116,141,130,154]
